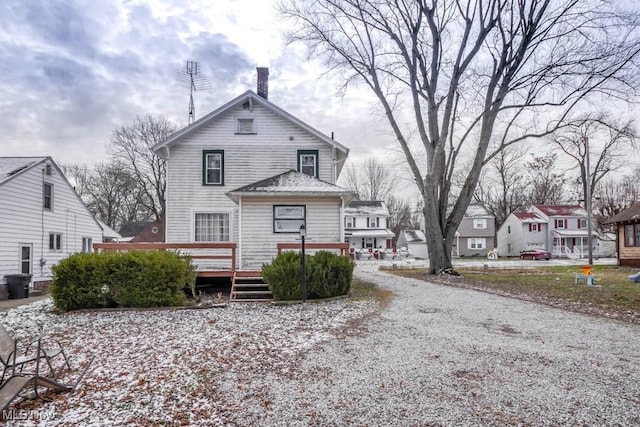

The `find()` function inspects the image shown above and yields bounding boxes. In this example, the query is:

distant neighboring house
[0,157,102,288]
[453,205,495,257]
[118,221,164,243]
[396,230,427,259]
[497,205,598,258]
[604,202,640,267]
[497,211,547,257]
[344,201,395,252]
[97,219,121,242]
[152,68,354,270]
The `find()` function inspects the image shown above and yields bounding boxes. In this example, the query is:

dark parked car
[520,249,551,260]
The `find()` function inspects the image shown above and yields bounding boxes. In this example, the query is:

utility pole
[585,137,594,265]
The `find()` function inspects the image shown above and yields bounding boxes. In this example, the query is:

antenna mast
[176,61,210,124]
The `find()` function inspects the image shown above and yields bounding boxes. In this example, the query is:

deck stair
[230,271,272,302]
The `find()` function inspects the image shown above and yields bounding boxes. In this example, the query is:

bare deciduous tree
[524,153,567,205]
[341,157,396,201]
[550,115,638,207]
[474,146,529,227]
[108,115,176,223]
[84,161,150,229]
[281,0,640,273]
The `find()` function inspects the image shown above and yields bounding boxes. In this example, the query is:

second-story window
[298,150,318,178]
[43,183,53,210]
[366,217,379,228]
[578,218,587,228]
[473,218,487,229]
[345,216,355,228]
[555,219,566,229]
[203,150,224,185]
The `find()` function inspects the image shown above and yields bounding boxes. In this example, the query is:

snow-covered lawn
[1,297,377,426]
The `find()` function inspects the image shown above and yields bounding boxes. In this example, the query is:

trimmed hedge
[262,250,354,301]
[51,250,196,312]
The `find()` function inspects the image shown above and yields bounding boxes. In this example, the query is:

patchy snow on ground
[0,298,377,426]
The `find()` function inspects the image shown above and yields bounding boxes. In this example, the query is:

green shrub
[262,250,354,301]
[262,251,305,301]
[51,252,116,312]
[51,250,196,312]
[307,251,354,298]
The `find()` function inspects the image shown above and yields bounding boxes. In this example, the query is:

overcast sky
[0,0,399,173]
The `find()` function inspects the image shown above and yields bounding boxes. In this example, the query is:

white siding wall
[239,196,342,270]
[0,162,102,285]
[166,103,336,243]
[496,215,525,256]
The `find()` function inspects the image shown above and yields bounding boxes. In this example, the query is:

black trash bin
[5,274,31,299]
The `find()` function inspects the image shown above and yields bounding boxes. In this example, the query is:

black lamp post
[299,223,307,302]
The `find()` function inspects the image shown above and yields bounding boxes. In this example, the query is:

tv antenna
[176,61,210,124]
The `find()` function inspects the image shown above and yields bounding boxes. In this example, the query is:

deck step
[230,271,272,302]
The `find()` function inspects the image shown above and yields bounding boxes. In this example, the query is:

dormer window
[237,118,255,134]
[298,150,318,178]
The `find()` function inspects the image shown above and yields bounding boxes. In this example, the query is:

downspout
[339,197,345,243]
[238,197,242,269]
[163,146,170,242]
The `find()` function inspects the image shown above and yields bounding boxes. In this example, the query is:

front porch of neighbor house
[93,241,349,302]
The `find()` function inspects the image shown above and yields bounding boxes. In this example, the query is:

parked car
[520,249,551,260]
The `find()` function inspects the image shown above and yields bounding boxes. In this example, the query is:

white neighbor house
[344,200,395,253]
[0,157,102,288]
[152,68,354,270]
[497,205,602,258]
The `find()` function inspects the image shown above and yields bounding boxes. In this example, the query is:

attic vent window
[45,164,52,175]
[242,101,251,110]
[237,118,255,134]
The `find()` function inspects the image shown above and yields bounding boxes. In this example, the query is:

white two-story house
[0,157,103,289]
[344,200,394,256]
[152,68,354,270]
[497,205,596,258]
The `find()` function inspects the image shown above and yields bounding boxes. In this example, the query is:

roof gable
[514,212,545,223]
[153,90,349,156]
[226,170,354,203]
[345,200,389,216]
[534,205,585,217]
[605,202,640,224]
[0,157,47,185]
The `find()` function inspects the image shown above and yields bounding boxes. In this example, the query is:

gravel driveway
[235,267,640,426]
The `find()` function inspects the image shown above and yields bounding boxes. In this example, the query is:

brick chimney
[256,67,269,99]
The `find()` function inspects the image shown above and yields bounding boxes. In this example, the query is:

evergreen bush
[51,250,195,311]
[262,250,354,301]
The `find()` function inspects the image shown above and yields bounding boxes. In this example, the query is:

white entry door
[19,244,32,274]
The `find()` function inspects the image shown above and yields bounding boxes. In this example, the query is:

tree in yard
[341,157,396,201]
[594,173,640,219]
[83,161,151,229]
[473,145,529,227]
[281,0,640,273]
[108,115,176,224]
[549,115,637,209]
[524,152,567,205]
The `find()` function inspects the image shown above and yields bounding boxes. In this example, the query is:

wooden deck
[93,242,237,277]
[277,242,349,256]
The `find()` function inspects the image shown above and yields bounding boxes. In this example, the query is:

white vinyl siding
[239,197,342,270]
[165,102,336,244]
[0,160,102,284]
